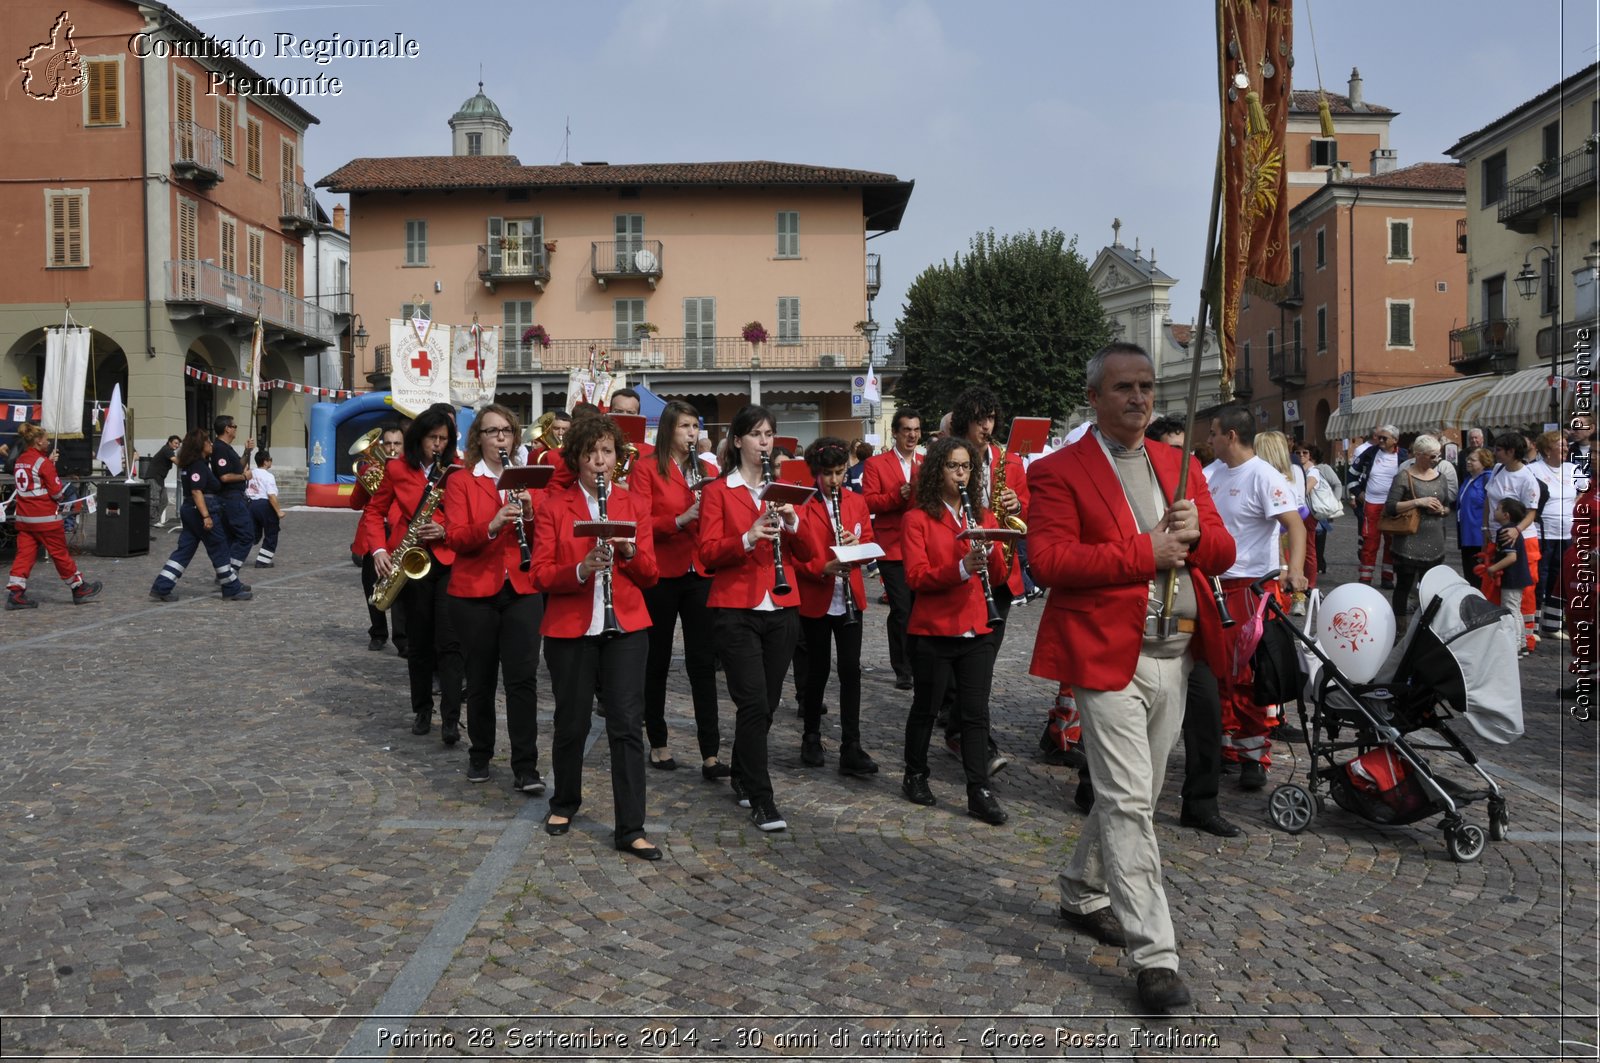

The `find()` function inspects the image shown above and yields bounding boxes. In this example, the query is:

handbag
[1376,471,1420,536]
[1310,473,1343,521]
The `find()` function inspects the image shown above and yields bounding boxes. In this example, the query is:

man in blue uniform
[211,416,256,576]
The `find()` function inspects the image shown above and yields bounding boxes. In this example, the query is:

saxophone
[989,443,1027,567]
[370,461,451,611]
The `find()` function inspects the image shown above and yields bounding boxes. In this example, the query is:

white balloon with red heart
[1315,583,1394,683]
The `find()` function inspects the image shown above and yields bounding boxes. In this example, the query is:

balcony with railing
[1499,142,1600,233]
[165,259,338,346]
[478,243,551,292]
[1267,342,1305,387]
[1275,269,1304,310]
[171,122,221,187]
[591,240,663,289]
[278,181,316,232]
[1232,363,1254,400]
[866,253,882,299]
[1449,318,1518,373]
[496,335,900,375]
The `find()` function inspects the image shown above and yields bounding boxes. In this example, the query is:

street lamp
[350,313,369,393]
[1513,242,1559,424]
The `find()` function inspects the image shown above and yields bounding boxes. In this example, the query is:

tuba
[370,460,451,611]
[350,427,387,496]
[525,411,560,455]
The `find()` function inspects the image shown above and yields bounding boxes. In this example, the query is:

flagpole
[245,313,263,465]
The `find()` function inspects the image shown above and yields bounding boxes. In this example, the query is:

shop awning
[1325,376,1498,439]
[1473,366,1560,429]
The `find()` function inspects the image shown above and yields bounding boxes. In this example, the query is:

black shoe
[367,636,386,651]
[466,763,491,784]
[986,742,1010,778]
[1274,724,1306,744]
[254,561,274,569]
[148,590,178,603]
[6,591,39,610]
[1219,760,1238,776]
[1179,809,1243,838]
[1380,578,1396,590]
[649,752,679,771]
[838,743,879,776]
[1239,760,1267,791]
[967,787,1008,825]
[895,674,914,691]
[1074,776,1095,814]
[801,732,825,768]
[411,711,431,736]
[71,580,102,604]
[516,771,546,795]
[701,761,732,781]
[395,644,409,659]
[223,587,253,601]
[618,839,662,861]
[543,810,570,836]
[751,798,787,832]
[1059,905,1127,947]
[1136,967,1192,1012]
[440,720,460,747]
[901,772,936,806]
[730,775,751,808]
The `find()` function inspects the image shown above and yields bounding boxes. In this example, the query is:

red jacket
[1026,435,1236,693]
[697,472,813,609]
[794,488,873,619]
[902,504,1009,637]
[861,449,920,560]
[358,458,457,566]
[349,461,386,555]
[441,464,540,597]
[630,454,703,578]
[532,481,658,636]
[10,447,68,525]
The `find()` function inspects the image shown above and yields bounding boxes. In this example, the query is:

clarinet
[760,453,792,596]
[1211,575,1236,628]
[499,448,532,572]
[595,471,624,637]
[832,485,860,626]
[958,484,1004,630]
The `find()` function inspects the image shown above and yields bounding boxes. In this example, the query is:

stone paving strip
[0,512,1594,1060]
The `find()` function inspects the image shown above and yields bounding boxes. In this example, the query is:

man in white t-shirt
[245,450,283,567]
[1204,406,1307,791]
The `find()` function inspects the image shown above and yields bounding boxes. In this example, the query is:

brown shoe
[1136,966,1191,1012]
[1059,905,1127,947]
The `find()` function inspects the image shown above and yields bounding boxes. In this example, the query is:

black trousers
[456,581,541,774]
[907,633,996,790]
[878,559,915,681]
[713,607,799,805]
[545,631,648,846]
[800,612,863,746]
[398,564,463,723]
[1462,546,1484,590]
[1391,556,1444,618]
[642,572,721,758]
[1180,661,1224,817]
[944,593,1009,741]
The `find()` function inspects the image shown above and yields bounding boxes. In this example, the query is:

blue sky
[198,0,1598,330]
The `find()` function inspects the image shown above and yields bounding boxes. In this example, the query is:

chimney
[332,204,346,232]
[1348,67,1364,111]
[1370,148,1398,175]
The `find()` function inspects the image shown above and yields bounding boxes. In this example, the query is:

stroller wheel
[1487,799,1509,843]
[1446,822,1486,863]
[1267,783,1316,834]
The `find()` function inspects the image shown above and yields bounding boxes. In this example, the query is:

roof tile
[319,157,906,193]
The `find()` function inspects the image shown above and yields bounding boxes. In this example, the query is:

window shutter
[487,216,502,273]
[218,100,234,162]
[246,119,262,177]
[220,216,236,274]
[87,60,119,125]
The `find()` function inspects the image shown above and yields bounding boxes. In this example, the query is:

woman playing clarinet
[532,414,662,860]
[441,404,544,791]
[629,400,729,779]
[899,436,1010,825]
[697,404,812,833]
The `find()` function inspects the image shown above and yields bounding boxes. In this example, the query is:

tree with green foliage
[894,229,1110,433]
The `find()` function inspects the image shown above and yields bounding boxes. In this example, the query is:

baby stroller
[1253,568,1524,862]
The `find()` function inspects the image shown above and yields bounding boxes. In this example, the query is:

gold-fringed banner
[1219,0,1292,400]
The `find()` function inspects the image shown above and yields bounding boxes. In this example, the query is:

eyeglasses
[480,425,515,437]
[944,461,973,471]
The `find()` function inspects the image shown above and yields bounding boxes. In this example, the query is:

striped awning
[1473,366,1561,429]
[1325,376,1499,440]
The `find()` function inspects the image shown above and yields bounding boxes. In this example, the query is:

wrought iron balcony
[1275,269,1304,310]
[171,121,221,188]
[1448,318,1518,373]
[164,259,337,346]
[591,240,663,289]
[279,182,316,232]
[1499,142,1600,234]
[1267,343,1305,387]
[1232,364,1253,400]
[496,334,902,375]
[866,253,882,299]
[478,243,550,292]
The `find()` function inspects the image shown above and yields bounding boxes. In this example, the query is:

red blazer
[861,449,920,560]
[697,473,813,609]
[349,461,386,555]
[531,481,659,637]
[794,488,873,619]
[902,504,1009,637]
[630,454,703,578]
[441,465,540,597]
[1026,435,1236,693]
[358,458,456,565]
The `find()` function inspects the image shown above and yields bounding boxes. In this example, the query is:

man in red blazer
[1027,343,1236,1014]
[860,408,923,689]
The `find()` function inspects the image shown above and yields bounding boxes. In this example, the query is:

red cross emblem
[410,347,432,378]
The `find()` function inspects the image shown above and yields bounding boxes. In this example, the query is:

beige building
[320,89,912,442]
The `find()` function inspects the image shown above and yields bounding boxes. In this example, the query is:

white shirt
[729,468,800,611]
[1205,455,1298,579]
[1485,463,1542,541]
[575,483,608,637]
[245,467,277,501]
[1531,460,1579,541]
[1365,449,1401,506]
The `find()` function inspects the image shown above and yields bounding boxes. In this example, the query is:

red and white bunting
[183,364,358,400]
[0,403,40,422]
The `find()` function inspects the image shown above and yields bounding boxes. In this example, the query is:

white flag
[97,383,126,476]
[41,326,91,437]
[863,365,881,404]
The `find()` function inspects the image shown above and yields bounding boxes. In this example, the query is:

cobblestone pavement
[1,510,1596,1060]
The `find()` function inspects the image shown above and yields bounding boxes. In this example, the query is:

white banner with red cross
[450,322,499,408]
[389,315,451,417]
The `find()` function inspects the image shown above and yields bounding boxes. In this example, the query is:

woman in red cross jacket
[5,423,101,609]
